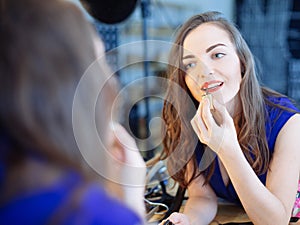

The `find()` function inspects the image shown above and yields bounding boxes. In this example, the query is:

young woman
[0,0,145,224]
[160,11,300,225]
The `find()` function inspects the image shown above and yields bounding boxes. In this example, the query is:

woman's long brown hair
[0,0,116,201]
[160,11,295,188]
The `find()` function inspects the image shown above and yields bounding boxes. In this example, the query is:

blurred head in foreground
[0,0,146,224]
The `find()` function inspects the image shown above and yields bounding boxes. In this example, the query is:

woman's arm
[219,113,300,225]
[160,162,218,225]
[194,98,300,225]
[183,174,218,225]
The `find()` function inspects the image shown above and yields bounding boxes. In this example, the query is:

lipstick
[202,91,214,110]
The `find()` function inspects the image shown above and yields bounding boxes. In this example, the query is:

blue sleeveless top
[196,96,299,204]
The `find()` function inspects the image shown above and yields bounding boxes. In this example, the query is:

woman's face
[182,23,242,109]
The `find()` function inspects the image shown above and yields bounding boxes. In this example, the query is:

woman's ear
[108,124,126,164]
[103,125,127,200]
[109,131,126,164]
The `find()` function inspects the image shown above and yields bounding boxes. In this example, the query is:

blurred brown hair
[0,0,116,200]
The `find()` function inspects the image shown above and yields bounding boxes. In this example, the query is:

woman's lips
[201,81,224,93]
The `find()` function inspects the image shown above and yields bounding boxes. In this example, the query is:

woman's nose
[198,60,214,78]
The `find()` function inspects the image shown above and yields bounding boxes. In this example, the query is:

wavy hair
[160,11,289,188]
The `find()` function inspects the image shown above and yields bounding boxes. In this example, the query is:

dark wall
[287,0,300,104]
[236,0,300,104]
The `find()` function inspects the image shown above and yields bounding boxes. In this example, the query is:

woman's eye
[213,53,225,59]
[184,62,196,71]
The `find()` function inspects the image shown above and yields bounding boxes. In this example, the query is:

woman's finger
[191,117,207,144]
[200,97,215,130]
[191,110,209,144]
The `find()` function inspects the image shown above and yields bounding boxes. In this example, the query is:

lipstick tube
[202,93,214,110]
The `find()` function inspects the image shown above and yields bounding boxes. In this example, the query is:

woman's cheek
[185,76,202,102]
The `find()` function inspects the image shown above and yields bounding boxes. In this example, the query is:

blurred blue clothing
[0,136,141,225]
[0,170,141,225]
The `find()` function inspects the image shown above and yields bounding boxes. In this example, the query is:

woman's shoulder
[263,92,300,150]
[0,171,141,225]
[265,94,299,111]
[70,182,141,225]
[264,93,299,120]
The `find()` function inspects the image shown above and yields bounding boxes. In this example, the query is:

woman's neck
[226,93,242,119]
[225,93,242,132]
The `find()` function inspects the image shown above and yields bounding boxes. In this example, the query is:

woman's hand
[190,98,239,156]
[159,212,190,225]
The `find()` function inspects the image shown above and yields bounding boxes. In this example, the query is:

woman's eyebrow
[206,43,226,53]
[183,43,226,60]
[182,55,195,60]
